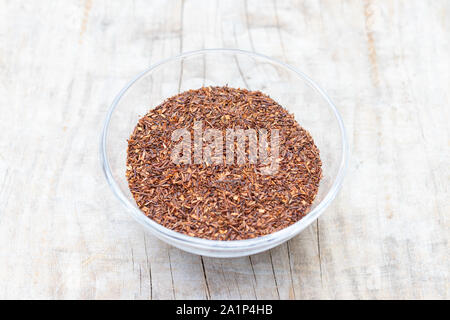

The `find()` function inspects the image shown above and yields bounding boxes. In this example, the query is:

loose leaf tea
[126,86,322,240]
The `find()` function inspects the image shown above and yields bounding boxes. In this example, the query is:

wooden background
[0,0,448,299]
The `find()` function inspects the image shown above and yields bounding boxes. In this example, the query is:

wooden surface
[0,0,448,299]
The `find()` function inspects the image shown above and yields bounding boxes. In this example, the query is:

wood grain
[0,0,448,299]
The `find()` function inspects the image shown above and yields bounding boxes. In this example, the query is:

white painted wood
[0,0,448,299]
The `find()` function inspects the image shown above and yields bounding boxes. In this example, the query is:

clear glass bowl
[101,49,348,258]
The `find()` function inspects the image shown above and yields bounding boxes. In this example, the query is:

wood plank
[0,0,448,299]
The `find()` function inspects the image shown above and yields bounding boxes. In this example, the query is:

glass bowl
[101,49,348,258]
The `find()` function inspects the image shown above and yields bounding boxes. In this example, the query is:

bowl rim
[100,48,348,250]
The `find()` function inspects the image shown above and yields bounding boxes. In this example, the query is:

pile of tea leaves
[126,86,322,240]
